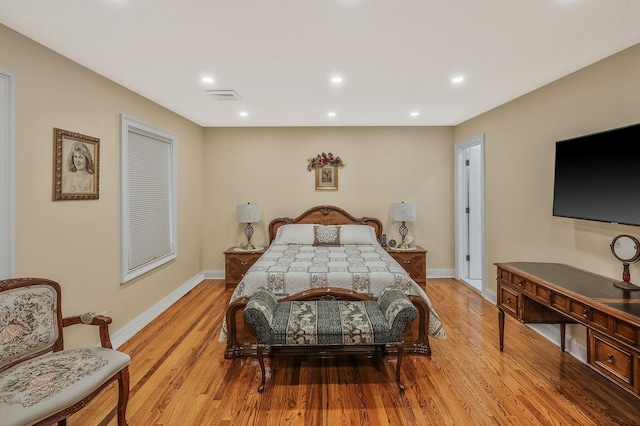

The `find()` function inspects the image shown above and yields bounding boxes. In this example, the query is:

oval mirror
[610,234,640,263]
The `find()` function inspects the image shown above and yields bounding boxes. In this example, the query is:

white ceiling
[1,0,639,127]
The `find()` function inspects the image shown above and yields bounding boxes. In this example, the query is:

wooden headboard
[268,205,383,243]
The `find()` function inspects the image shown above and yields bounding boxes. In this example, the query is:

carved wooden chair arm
[62,313,114,349]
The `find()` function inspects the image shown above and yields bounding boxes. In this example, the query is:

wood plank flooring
[70,279,640,425]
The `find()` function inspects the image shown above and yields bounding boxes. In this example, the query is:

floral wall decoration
[306,152,346,171]
[307,152,345,190]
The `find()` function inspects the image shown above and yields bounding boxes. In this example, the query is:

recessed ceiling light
[451,76,465,84]
[410,111,420,117]
[202,77,214,83]
[331,76,343,84]
[239,111,248,117]
[328,111,337,117]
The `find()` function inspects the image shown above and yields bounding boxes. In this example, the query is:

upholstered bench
[243,286,417,392]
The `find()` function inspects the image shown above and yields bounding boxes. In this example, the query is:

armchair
[0,278,130,426]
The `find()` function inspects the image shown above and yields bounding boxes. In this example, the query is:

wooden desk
[496,262,640,397]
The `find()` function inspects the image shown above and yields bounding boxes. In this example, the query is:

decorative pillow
[339,225,378,245]
[313,225,341,246]
[272,224,316,245]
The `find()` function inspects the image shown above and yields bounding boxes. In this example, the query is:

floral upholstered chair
[0,278,130,426]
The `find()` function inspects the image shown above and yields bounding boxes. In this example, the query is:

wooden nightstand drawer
[224,247,265,288]
[386,246,427,285]
[588,329,638,393]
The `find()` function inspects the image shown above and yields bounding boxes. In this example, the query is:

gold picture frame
[53,128,100,200]
[315,165,338,190]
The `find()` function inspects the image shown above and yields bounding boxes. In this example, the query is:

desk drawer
[498,284,520,318]
[568,300,610,332]
[509,275,535,296]
[588,329,638,393]
[569,299,590,323]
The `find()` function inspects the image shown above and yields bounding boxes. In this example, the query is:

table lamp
[236,203,261,250]
[391,202,416,250]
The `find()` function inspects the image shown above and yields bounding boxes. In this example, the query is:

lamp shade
[391,202,416,222]
[236,203,261,223]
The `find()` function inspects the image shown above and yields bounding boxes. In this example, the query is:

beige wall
[454,43,640,347]
[1,25,204,347]
[203,126,455,272]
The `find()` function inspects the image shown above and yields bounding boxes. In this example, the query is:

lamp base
[242,223,255,251]
[613,281,640,291]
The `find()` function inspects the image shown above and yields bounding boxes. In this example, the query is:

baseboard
[527,324,587,363]
[203,269,225,279]
[427,268,455,278]
[111,272,205,349]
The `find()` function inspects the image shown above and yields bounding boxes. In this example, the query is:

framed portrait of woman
[53,128,100,200]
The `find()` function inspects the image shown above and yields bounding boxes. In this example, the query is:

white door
[0,71,14,279]
[455,135,485,293]
[467,144,482,280]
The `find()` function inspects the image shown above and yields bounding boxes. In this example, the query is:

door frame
[0,70,15,279]
[454,134,486,295]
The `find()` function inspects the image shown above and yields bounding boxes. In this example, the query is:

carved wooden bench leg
[396,344,405,391]
[257,345,266,392]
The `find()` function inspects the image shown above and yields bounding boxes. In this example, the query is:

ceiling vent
[205,90,241,101]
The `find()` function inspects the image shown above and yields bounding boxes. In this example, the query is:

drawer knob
[403,260,411,264]
[518,279,524,287]
[582,308,589,318]
[506,297,512,304]
[607,354,614,364]
[241,261,248,266]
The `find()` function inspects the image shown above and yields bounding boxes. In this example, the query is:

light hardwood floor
[70,279,639,425]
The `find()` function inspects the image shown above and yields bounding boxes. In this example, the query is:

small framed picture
[315,165,338,190]
[53,128,100,200]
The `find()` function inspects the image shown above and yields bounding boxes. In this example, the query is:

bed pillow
[339,225,379,245]
[273,223,378,245]
[272,224,316,245]
[313,225,341,246]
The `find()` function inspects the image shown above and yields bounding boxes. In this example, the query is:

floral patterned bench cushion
[0,347,131,426]
[244,287,417,346]
[272,300,389,345]
[0,285,59,370]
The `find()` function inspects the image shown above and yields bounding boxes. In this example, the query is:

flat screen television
[553,122,640,226]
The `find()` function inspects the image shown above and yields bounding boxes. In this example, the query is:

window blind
[121,116,176,283]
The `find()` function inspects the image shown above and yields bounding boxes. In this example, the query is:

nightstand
[386,246,427,286]
[224,247,266,289]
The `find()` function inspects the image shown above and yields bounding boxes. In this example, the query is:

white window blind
[121,115,177,283]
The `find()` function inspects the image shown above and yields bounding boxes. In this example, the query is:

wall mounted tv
[553,122,640,226]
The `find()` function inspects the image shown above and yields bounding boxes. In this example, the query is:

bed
[221,205,446,359]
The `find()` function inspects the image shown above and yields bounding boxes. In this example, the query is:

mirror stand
[611,234,640,291]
